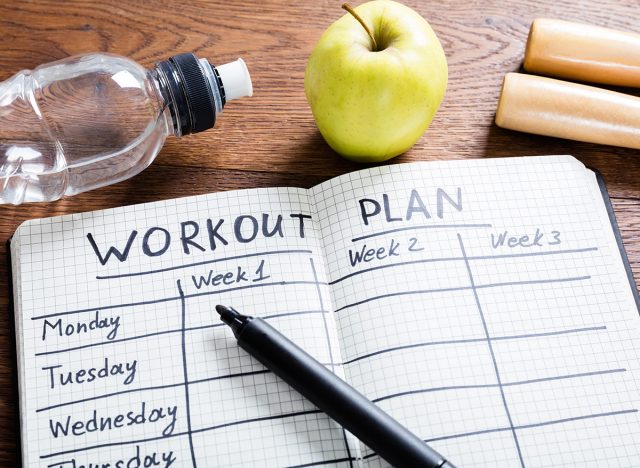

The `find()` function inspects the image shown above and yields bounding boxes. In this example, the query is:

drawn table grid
[30,226,640,467]
[326,222,640,466]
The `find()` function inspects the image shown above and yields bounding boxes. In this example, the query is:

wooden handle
[524,18,640,88]
[495,72,640,149]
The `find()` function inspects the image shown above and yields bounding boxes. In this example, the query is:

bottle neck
[198,58,225,116]
[152,54,226,138]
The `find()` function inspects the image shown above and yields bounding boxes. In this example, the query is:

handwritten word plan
[11,156,640,467]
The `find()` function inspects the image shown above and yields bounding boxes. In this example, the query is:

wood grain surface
[1,0,640,465]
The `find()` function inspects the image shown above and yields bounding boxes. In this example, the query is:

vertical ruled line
[177,280,197,468]
[309,258,334,371]
[309,258,354,468]
[457,234,525,467]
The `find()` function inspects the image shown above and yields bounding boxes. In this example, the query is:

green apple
[305,0,448,162]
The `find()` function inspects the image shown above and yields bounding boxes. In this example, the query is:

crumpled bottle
[0,52,252,204]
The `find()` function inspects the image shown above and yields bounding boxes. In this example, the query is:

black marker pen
[215,304,455,468]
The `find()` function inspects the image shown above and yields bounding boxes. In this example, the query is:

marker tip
[215,304,243,326]
[215,304,230,315]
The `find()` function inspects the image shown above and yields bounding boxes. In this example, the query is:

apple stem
[342,3,378,51]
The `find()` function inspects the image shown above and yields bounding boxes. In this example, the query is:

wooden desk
[1,0,639,464]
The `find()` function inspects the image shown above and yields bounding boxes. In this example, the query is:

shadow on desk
[481,123,640,199]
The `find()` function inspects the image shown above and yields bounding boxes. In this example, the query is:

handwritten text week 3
[85,188,463,267]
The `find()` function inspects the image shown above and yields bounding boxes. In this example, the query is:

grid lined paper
[312,155,640,467]
[11,155,640,467]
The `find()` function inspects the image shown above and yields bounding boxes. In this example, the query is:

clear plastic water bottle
[0,52,252,204]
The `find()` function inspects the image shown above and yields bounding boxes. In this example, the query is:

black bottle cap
[157,53,217,135]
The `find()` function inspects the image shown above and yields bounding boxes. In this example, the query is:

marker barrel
[237,317,452,468]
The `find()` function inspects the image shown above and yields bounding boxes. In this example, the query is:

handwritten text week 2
[86,188,463,266]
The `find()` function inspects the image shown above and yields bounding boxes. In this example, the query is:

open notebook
[11,155,640,467]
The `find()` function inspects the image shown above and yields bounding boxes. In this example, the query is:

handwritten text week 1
[86,188,462,266]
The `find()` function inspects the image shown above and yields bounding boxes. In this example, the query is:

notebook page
[12,187,354,468]
[311,156,640,467]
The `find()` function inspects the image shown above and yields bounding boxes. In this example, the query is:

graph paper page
[11,187,356,468]
[311,155,640,467]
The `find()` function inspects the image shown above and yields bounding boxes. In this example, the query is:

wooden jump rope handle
[524,18,640,88]
[496,73,640,150]
[496,19,640,149]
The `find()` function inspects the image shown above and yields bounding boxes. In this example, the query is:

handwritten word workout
[11,156,640,467]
